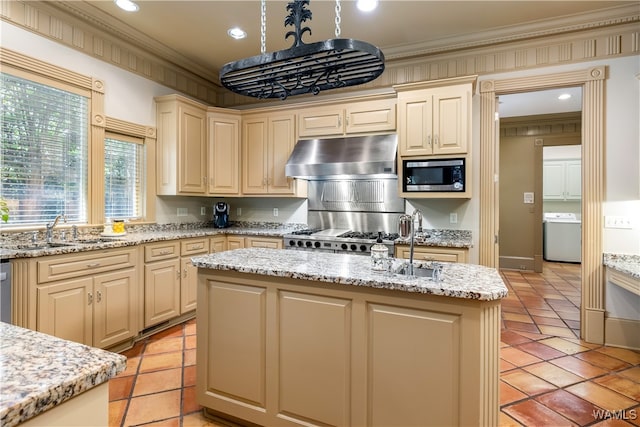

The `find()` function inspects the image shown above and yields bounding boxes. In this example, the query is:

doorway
[478,66,607,344]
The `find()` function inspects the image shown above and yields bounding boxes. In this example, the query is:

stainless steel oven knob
[360,245,367,252]
[297,241,304,247]
[305,241,312,247]
[314,241,321,248]
[341,243,348,250]
[350,244,357,251]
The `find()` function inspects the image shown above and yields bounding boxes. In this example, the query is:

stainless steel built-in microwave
[402,158,465,192]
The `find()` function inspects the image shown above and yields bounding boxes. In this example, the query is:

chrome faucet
[45,214,66,243]
[398,209,423,276]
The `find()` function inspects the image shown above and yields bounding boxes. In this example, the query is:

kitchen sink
[20,242,79,250]
[393,262,442,280]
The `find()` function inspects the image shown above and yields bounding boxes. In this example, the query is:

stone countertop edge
[192,248,507,302]
[603,253,640,279]
[0,322,126,427]
[1,226,473,259]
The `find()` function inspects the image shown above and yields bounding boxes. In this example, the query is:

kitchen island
[192,248,507,427]
[0,322,126,427]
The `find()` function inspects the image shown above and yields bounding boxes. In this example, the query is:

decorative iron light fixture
[220,0,385,100]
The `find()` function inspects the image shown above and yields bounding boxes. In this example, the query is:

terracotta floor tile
[186,334,197,350]
[184,348,197,366]
[499,411,524,427]
[121,341,146,358]
[555,310,581,321]
[596,347,640,365]
[501,369,557,396]
[149,324,185,341]
[139,351,184,373]
[503,312,534,323]
[523,362,584,388]
[538,325,577,338]
[550,355,609,379]
[118,355,141,377]
[536,389,603,426]
[182,412,228,427]
[140,417,182,427]
[566,382,638,412]
[124,389,181,426]
[512,330,552,341]
[563,337,603,350]
[184,365,197,387]
[183,385,202,414]
[564,319,581,329]
[531,315,567,327]
[618,367,640,383]
[144,336,185,354]
[502,306,529,315]
[527,308,560,318]
[501,359,518,373]
[503,320,540,334]
[501,330,532,346]
[502,399,575,427]
[500,347,543,367]
[185,321,197,336]
[500,380,528,405]
[575,350,632,371]
[517,298,551,310]
[516,341,566,360]
[133,367,183,396]
[108,399,127,427]
[595,374,640,401]
[109,375,134,401]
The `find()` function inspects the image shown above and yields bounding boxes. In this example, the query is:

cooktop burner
[336,231,400,241]
[283,228,398,255]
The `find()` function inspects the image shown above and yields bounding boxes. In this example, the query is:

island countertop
[0,323,126,427]
[192,247,507,301]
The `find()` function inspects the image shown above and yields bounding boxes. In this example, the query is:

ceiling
[53,1,633,115]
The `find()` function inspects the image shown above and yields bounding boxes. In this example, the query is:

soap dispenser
[371,232,389,271]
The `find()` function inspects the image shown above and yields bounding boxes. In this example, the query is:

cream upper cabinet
[156,95,207,195]
[298,98,396,138]
[208,109,241,195]
[397,83,471,156]
[543,159,581,200]
[242,113,299,195]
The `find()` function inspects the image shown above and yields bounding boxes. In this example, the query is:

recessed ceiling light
[114,0,139,12]
[228,27,247,40]
[357,0,378,12]
[558,93,572,100]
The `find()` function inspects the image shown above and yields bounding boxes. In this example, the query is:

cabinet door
[37,277,93,346]
[245,236,283,249]
[181,257,198,314]
[242,118,268,194]
[543,161,566,200]
[210,236,227,252]
[144,259,181,328]
[268,114,296,194]
[398,92,433,156]
[227,236,245,251]
[93,268,137,349]
[432,86,469,155]
[565,160,582,200]
[178,102,207,194]
[298,108,344,137]
[208,113,241,195]
[345,99,396,134]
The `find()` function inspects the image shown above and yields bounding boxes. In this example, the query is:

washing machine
[543,213,581,263]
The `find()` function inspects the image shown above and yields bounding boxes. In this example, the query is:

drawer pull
[191,244,204,250]
[159,249,172,255]
[86,262,101,268]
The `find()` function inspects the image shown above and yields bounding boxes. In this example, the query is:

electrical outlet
[200,206,206,216]
[604,216,632,229]
[273,208,279,217]
[177,207,188,217]
[237,207,242,217]
[449,213,458,224]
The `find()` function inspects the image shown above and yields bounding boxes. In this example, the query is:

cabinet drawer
[245,237,283,249]
[144,241,180,262]
[394,246,468,263]
[37,248,137,284]
[181,238,209,256]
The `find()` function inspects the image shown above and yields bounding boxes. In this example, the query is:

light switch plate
[523,192,535,204]
[604,216,632,229]
[450,213,458,224]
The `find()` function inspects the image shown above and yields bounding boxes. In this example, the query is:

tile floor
[109,262,640,426]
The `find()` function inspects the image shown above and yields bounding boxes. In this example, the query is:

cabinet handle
[427,135,432,147]
[96,291,102,303]
[176,270,181,279]
[346,116,349,126]
[159,249,172,255]
[202,177,207,184]
[183,268,188,278]
[86,262,100,268]
[434,134,439,145]
[338,117,341,127]
[192,244,204,250]
[88,292,93,305]
[421,256,435,261]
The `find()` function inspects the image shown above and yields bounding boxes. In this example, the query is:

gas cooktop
[283,229,398,255]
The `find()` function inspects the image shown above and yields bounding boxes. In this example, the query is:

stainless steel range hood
[285,134,397,179]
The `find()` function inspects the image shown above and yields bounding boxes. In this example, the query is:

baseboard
[605,317,640,351]
[499,256,535,271]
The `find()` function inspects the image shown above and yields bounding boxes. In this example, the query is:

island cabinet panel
[277,291,352,426]
[202,281,267,409]
[367,304,460,427]
[197,270,501,427]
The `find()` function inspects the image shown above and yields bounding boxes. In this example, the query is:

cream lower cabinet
[226,235,283,250]
[395,245,469,263]
[197,270,500,426]
[33,248,138,349]
[144,241,181,328]
[180,238,209,314]
[210,235,227,253]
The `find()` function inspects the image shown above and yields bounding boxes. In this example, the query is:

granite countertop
[603,253,640,279]
[192,248,507,301]
[1,224,472,259]
[0,322,126,427]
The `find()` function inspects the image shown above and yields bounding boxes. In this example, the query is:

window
[1,72,89,226]
[104,132,146,220]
